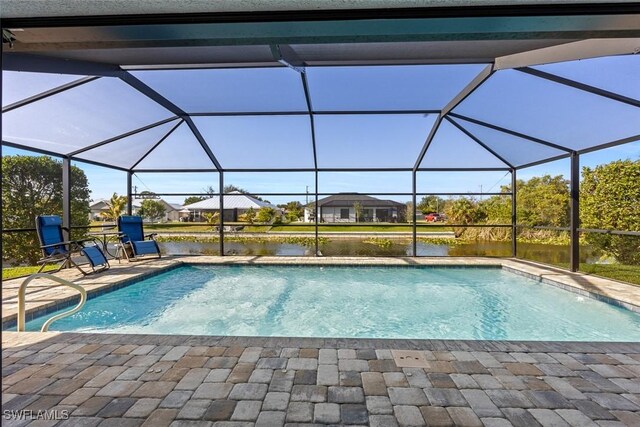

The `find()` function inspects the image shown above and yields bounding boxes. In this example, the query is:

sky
[2,57,639,206]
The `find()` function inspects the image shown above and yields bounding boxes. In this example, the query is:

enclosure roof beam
[2,139,65,158]
[119,71,223,171]
[2,52,121,76]
[441,64,494,116]
[446,116,514,169]
[301,72,318,170]
[270,44,305,73]
[413,116,443,172]
[494,38,640,70]
[130,119,184,170]
[448,112,573,153]
[118,71,188,116]
[416,167,510,171]
[188,109,441,116]
[182,116,224,171]
[517,66,640,108]
[577,133,640,155]
[514,153,572,170]
[413,64,494,171]
[2,76,100,113]
[67,116,180,157]
[1,140,130,172]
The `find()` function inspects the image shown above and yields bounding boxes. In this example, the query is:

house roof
[183,191,278,210]
[90,198,180,211]
[90,199,142,209]
[313,193,405,208]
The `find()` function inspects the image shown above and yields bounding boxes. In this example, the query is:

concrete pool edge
[4,330,640,353]
[3,256,640,331]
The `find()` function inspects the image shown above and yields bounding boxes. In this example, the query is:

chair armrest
[76,237,97,243]
[41,239,92,253]
[145,233,158,240]
[40,241,76,249]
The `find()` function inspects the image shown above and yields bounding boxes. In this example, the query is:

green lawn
[579,263,640,286]
[270,224,451,232]
[144,223,214,232]
[91,221,451,233]
[523,259,640,286]
[241,226,271,233]
[2,265,56,280]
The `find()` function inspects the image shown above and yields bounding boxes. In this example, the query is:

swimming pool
[22,265,640,341]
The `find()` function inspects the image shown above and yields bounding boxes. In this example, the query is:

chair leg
[120,243,130,261]
[68,258,89,275]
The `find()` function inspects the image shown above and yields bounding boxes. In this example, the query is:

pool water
[23,265,640,341]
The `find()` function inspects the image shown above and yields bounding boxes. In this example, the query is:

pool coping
[2,256,639,331]
[4,330,640,353]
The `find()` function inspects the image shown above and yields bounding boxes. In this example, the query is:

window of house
[340,208,350,219]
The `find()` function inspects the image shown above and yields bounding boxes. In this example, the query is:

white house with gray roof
[183,191,281,222]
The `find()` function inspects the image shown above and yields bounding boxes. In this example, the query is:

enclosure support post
[126,171,133,215]
[62,157,71,241]
[219,171,224,256]
[511,168,517,258]
[315,170,319,256]
[570,151,580,272]
[412,170,417,257]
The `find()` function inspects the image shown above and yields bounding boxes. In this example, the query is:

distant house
[304,194,406,223]
[89,198,181,222]
[183,191,281,222]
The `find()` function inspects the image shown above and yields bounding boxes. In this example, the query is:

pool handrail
[17,273,87,332]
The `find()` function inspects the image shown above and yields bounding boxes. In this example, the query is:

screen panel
[533,55,640,101]
[76,120,180,169]
[135,122,216,170]
[454,69,640,151]
[453,117,568,167]
[193,115,314,169]
[223,172,314,195]
[417,170,512,194]
[131,67,307,113]
[419,120,509,169]
[306,64,486,111]
[315,114,436,168]
[2,77,174,155]
[2,71,83,107]
[319,171,411,195]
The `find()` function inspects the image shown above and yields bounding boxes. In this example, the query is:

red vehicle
[424,212,444,222]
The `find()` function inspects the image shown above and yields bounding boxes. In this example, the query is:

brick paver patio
[3,332,640,426]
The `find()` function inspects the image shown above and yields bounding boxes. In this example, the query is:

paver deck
[3,332,640,426]
[2,256,640,425]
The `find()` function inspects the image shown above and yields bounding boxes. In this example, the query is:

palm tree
[202,212,220,230]
[100,193,127,221]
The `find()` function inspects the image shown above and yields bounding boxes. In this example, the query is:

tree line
[423,160,639,264]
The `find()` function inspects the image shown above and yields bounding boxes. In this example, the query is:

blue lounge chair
[117,215,161,260]
[35,215,109,275]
